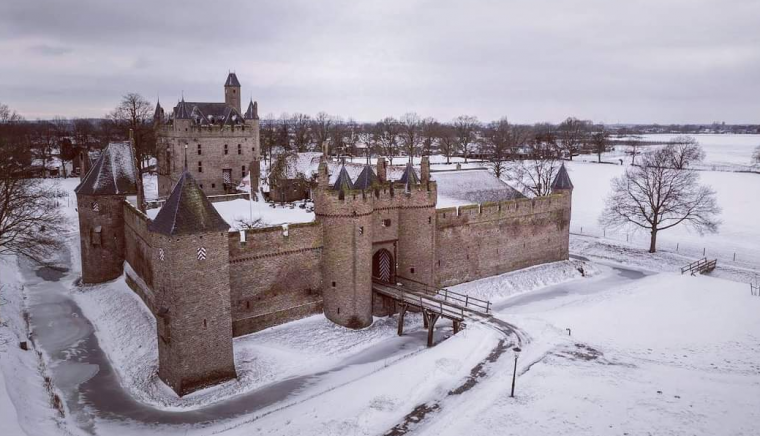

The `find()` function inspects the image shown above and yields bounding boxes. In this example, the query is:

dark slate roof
[332,166,354,191]
[153,100,164,120]
[149,171,230,236]
[225,72,241,87]
[75,142,138,196]
[172,101,245,126]
[353,165,378,190]
[551,163,574,190]
[244,100,259,120]
[398,163,420,186]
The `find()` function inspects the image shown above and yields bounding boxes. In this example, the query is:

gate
[372,249,393,283]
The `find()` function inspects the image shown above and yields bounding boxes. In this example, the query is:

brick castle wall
[228,222,324,336]
[77,194,128,284]
[157,119,260,197]
[434,191,571,287]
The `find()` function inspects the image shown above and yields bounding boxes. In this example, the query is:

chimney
[421,156,430,183]
[377,157,387,183]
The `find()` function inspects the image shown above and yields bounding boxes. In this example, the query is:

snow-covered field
[2,135,760,436]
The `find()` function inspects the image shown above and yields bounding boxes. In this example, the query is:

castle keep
[154,73,261,197]
[76,77,573,396]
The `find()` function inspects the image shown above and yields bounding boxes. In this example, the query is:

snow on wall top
[432,169,524,204]
[75,142,138,196]
[283,153,411,184]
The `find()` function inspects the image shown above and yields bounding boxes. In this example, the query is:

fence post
[733,252,736,262]
[703,247,706,256]
[676,243,679,252]
[580,226,583,234]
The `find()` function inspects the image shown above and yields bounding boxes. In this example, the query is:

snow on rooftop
[146,195,314,231]
[433,169,524,207]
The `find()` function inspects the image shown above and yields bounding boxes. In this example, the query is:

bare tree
[453,115,480,163]
[108,93,155,177]
[435,123,457,165]
[31,121,57,178]
[376,117,400,165]
[482,117,530,179]
[590,129,609,163]
[507,133,561,197]
[0,102,23,125]
[312,112,333,156]
[0,139,66,264]
[420,117,438,156]
[329,117,347,156]
[558,117,589,160]
[626,135,643,166]
[665,136,705,169]
[399,112,422,162]
[600,147,721,253]
[259,113,279,163]
[289,113,312,152]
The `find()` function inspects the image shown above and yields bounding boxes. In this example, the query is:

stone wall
[434,191,571,287]
[228,221,324,336]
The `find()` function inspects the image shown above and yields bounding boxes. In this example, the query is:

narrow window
[197,144,202,155]
[437,260,441,267]
[382,219,391,227]
[410,267,415,274]
[199,183,203,189]
[212,183,216,189]
[246,301,250,310]
[359,226,364,235]
[224,144,229,155]
[198,161,203,173]
[237,144,242,155]
[203,319,207,328]
[242,165,246,177]
[332,281,336,287]
[428,216,432,224]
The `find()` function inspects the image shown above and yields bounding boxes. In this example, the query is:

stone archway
[372,249,394,283]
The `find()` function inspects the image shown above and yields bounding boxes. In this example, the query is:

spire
[149,171,230,236]
[244,99,259,120]
[175,99,190,119]
[551,163,574,191]
[225,72,241,87]
[353,165,378,190]
[332,166,354,192]
[153,99,164,121]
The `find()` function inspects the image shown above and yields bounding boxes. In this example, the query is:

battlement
[436,192,569,227]
[159,121,255,137]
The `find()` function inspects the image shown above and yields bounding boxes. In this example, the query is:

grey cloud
[28,44,73,56]
[1,0,759,123]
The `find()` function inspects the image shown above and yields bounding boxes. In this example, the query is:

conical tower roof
[244,100,259,120]
[353,164,378,190]
[225,72,241,87]
[149,171,230,236]
[332,166,354,192]
[551,163,574,190]
[75,142,138,196]
[398,163,420,186]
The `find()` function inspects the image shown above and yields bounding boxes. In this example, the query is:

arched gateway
[372,249,394,283]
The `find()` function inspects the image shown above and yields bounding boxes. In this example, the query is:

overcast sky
[2,0,759,124]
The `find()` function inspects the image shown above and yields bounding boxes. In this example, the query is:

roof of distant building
[149,171,230,236]
[75,142,138,196]
[172,100,245,126]
[433,169,524,204]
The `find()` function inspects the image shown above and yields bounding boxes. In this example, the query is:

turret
[148,171,236,396]
[224,72,242,113]
[74,142,138,284]
[314,165,374,329]
[394,164,437,288]
[551,163,574,194]
[550,163,573,260]
[153,99,164,126]
[244,99,261,158]
[376,157,387,183]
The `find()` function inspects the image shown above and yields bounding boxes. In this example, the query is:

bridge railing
[373,279,466,320]
[396,275,492,314]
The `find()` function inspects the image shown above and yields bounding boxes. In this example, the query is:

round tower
[396,159,437,288]
[314,161,374,329]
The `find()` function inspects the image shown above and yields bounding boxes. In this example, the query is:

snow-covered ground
[421,267,760,436]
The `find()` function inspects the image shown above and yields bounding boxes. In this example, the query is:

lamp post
[510,346,521,398]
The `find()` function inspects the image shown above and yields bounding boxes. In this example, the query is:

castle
[75,74,573,396]
[154,73,261,197]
